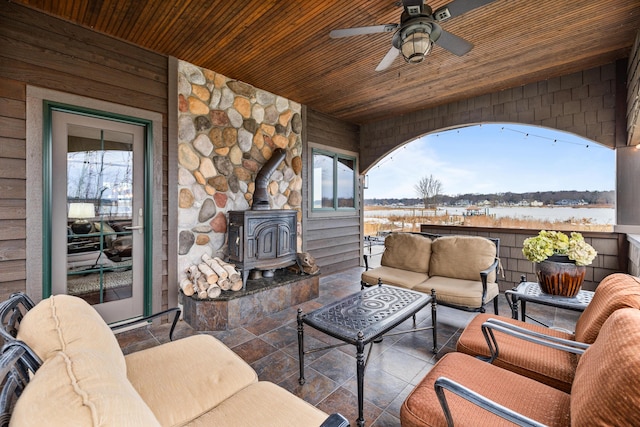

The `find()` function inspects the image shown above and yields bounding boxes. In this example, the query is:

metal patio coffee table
[297,284,437,427]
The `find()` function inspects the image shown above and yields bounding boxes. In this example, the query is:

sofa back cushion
[429,236,497,282]
[11,348,160,427]
[574,273,640,344]
[381,233,432,274]
[16,294,126,373]
[571,308,640,426]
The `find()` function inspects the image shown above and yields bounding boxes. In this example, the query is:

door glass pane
[313,153,334,208]
[66,124,134,305]
[337,157,355,208]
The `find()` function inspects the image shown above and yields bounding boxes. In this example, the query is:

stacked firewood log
[179,254,243,299]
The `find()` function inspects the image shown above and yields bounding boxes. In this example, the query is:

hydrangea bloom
[522,230,597,266]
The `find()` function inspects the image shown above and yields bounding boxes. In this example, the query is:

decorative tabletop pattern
[303,285,430,344]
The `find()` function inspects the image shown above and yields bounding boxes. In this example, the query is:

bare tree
[414,174,443,209]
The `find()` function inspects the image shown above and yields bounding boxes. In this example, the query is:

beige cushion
[381,233,432,274]
[11,349,160,427]
[16,294,126,372]
[184,382,329,427]
[414,276,499,309]
[429,236,497,282]
[125,334,258,427]
[361,266,428,289]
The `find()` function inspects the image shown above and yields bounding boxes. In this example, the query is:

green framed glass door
[50,110,146,323]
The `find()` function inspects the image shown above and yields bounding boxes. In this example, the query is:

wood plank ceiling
[11,0,640,125]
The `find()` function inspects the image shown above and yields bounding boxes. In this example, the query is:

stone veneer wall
[177,60,303,278]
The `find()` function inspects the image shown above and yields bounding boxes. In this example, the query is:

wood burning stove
[227,147,298,289]
[228,210,297,289]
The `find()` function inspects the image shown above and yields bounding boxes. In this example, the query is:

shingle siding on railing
[628,236,640,277]
[420,225,626,292]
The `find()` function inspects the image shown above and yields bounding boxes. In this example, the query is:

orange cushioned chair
[401,307,640,427]
[455,273,640,392]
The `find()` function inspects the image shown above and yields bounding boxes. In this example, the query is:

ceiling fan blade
[375,47,400,71]
[330,24,397,39]
[434,0,497,22]
[433,29,473,56]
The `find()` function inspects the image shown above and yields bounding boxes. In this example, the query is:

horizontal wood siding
[0,3,169,306]
[303,108,361,275]
[0,77,27,302]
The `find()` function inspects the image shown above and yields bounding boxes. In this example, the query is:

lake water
[365,206,615,225]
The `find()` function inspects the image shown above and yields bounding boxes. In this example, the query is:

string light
[371,124,594,170]
[500,126,590,147]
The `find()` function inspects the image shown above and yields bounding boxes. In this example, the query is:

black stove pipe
[252,148,286,210]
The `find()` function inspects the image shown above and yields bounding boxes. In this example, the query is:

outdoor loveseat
[0,293,347,427]
[361,232,501,313]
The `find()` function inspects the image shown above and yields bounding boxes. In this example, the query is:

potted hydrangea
[522,230,597,297]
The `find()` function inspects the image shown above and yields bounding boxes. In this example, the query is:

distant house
[464,206,488,216]
[556,199,586,206]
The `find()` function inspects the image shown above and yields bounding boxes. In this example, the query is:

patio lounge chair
[401,307,640,426]
[455,273,640,392]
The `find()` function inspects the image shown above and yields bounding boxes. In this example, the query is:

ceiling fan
[329,0,496,71]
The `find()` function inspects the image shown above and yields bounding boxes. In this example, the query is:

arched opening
[363,123,615,235]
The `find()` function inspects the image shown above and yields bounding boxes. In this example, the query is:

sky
[364,124,616,199]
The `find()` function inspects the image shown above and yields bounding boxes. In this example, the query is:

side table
[505,280,594,326]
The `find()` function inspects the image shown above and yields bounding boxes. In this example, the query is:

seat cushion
[16,294,126,372]
[414,276,499,309]
[380,233,432,274]
[125,334,258,427]
[183,382,329,427]
[571,308,640,426]
[361,266,429,288]
[401,352,570,427]
[456,313,577,392]
[429,236,497,282]
[11,348,160,427]
[574,273,640,344]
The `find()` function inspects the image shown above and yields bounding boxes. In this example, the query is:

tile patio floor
[115,267,581,426]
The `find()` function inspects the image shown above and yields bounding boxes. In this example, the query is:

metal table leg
[355,331,365,427]
[431,289,438,353]
[505,290,520,320]
[297,309,306,385]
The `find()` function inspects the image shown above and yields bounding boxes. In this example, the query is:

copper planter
[535,255,585,297]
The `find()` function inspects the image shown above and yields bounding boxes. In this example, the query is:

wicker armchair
[401,307,640,427]
[455,273,640,392]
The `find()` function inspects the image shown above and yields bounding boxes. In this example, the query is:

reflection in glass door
[51,111,145,323]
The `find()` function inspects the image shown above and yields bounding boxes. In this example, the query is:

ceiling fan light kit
[329,0,496,71]
[398,27,432,64]
[392,16,441,64]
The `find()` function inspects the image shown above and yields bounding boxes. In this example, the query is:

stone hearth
[181,269,319,331]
